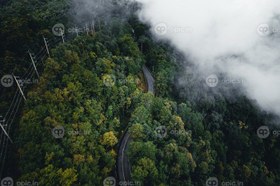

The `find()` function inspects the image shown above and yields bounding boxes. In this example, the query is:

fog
[133,0,280,117]
[70,0,280,117]
[69,0,133,23]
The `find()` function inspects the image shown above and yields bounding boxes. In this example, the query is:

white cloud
[134,0,280,116]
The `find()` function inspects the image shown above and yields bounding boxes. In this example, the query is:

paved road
[142,65,155,94]
[117,65,155,183]
[117,130,132,182]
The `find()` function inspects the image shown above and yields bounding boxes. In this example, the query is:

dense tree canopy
[0,0,280,186]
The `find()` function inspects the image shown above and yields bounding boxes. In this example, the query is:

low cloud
[69,0,133,24]
[133,0,280,116]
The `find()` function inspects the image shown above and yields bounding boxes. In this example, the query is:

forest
[0,0,280,186]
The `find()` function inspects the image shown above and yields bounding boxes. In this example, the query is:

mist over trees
[0,0,280,186]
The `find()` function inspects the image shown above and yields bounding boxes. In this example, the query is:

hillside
[1,1,280,186]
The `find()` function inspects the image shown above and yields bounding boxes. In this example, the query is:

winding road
[142,65,155,94]
[117,65,155,184]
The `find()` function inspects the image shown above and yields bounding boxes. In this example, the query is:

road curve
[117,130,131,182]
[117,65,155,183]
[142,65,155,94]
